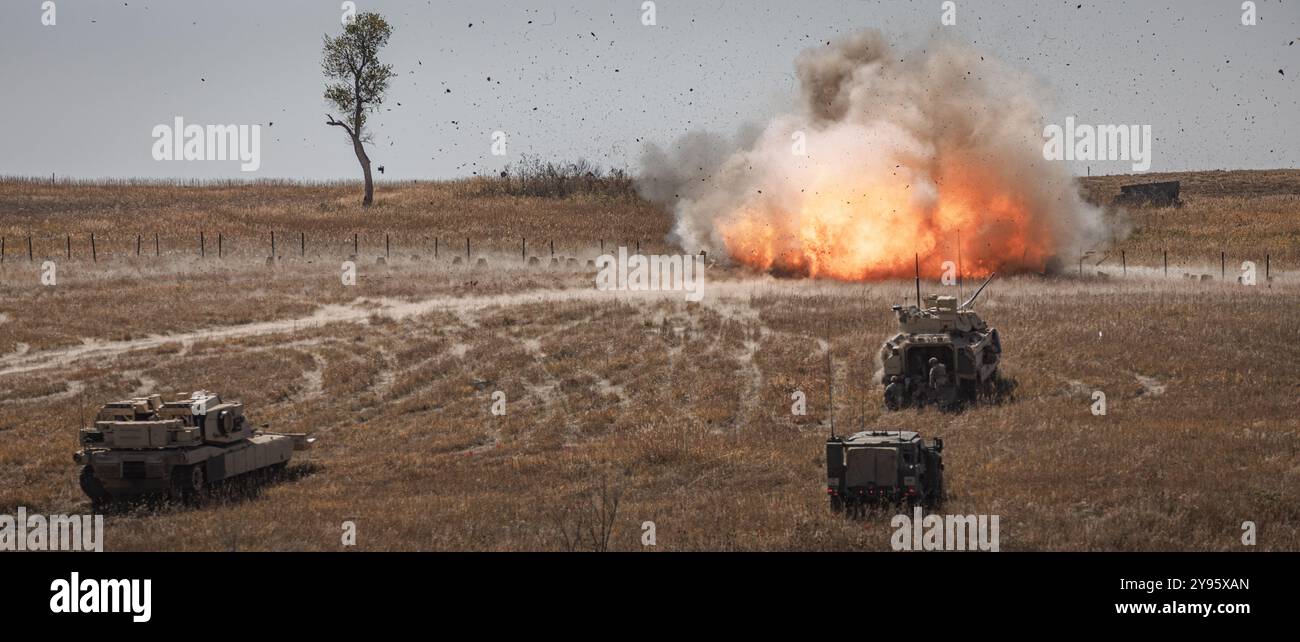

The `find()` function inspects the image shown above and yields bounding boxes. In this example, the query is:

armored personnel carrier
[74,391,313,508]
[825,430,944,514]
[880,273,1007,411]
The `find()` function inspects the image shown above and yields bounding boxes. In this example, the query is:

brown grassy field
[1,170,1297,551]
[1079,169,1300,265]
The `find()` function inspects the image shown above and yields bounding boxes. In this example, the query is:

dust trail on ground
[1134,375,1166,397]
[0,289,612,377]
[0,282,778,377]
[698,295,766,429]
[1,379,86,406]
[127,371,159,397]
[2,343,31,360]
[1,274,1285,378]
[298,352,326,401]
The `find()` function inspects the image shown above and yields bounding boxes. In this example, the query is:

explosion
[639,31,1107,280]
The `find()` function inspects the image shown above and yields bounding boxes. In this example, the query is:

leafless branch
[325,114,354,138]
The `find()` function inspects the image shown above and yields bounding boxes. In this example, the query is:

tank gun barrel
[959,272,996,310]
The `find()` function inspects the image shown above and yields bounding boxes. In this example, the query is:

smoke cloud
[638,30,1108,280]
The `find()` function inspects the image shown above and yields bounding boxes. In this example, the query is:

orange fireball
[652,32,1101,281]
[717,151,1058,281]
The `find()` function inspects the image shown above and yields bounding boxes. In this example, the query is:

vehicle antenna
[914,253,922,308]
[957,229,963,303]
[78,388,86,444]
[825,315,835,440]
[960,272,998,310]
[860,354,868,432]
[861,290,869,431]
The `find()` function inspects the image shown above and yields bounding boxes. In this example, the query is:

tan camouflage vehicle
[74,391,313,508]
[825,430,944,514]
[879,273,1009,411]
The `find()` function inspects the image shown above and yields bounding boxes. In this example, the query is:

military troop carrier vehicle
[825,430,945,515]
[880,273,1010,411]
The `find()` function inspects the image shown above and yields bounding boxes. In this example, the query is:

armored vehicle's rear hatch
[845,447,898,487]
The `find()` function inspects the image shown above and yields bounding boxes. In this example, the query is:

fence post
[66,234,71,260]
[28,236,33,262]
[1121,250,1126,277]
[1163,250,1167,277]
[1221,251,1225,280]
[1265,254,1270,281]
[91,233,97,262]
[353,233,358,256]
[434,236,438,259]
[522,237,526,261]
[137,234,141,257]
[155,233,160,257]
[271,230,276,258]
[550,240,554,257]
[465,237,470,260]
[300,232,305,257]
[200,232,205,258]
[385,233,390,258]
[1,237,5,264]
[636,239,641,254]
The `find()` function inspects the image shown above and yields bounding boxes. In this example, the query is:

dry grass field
[1,170,1297,551]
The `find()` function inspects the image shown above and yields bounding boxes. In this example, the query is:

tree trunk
[351,135,373,207]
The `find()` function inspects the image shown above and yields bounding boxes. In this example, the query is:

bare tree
[322,12,395,207]
[584,473,622,552]
[546,471,623,552]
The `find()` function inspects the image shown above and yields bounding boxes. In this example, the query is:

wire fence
[0,231,1285,282]
[0,232,682,265]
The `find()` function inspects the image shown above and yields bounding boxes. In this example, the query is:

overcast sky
[1,0,1295,180]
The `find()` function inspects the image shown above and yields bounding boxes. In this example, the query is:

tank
[825,430,944,514]
[73,391,314,508]
[879,273,1009,411]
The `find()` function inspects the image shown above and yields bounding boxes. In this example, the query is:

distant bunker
[1114,180,1181,207]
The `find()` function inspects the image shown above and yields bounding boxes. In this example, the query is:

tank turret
[74,390,314,509]
[894,294,989,334]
